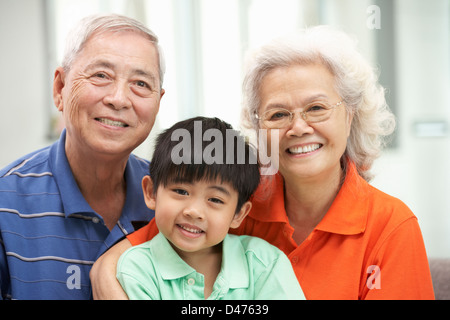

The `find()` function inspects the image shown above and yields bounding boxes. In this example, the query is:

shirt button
[92,217,100,224]
[187,278,195,286]
[291,256,299,264]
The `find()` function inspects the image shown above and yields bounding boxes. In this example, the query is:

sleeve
[254,249,306,300]
[362,217,435,300]
[116,246,160,300]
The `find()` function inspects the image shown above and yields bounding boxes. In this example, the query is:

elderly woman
[90,26,434,299]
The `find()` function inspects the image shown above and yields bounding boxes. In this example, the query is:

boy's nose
[182,206,204,220]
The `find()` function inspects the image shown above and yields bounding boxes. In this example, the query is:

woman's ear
[142,175,156,210]
[345,108,354,138]
[230,201,252,229]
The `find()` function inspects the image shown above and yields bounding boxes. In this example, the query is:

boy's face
[142,176,251,256]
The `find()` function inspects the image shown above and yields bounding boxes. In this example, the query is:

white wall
[371,0,450,258]
[0,0,50,167]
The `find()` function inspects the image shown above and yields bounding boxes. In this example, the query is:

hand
[90,238,132,300]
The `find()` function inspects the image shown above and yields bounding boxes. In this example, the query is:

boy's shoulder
[226,234,286,266]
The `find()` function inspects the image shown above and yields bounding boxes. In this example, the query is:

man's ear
[53,67,66,112]
[230,201,252,229]
[142,175,156,210]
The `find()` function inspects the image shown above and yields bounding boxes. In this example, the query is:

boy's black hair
[149,116,260,213]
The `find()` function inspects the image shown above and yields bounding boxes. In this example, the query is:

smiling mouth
[288,143,322,155]
[177,224,204,234]
[95,118,129,128]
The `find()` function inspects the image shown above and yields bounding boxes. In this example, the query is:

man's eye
[94,73,107,79]
[136,80,148,88]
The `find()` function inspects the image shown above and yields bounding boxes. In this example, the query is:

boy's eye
[173,189,189,196]
[209,197,224,204]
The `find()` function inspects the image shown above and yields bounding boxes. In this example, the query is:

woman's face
[257,63,353,182]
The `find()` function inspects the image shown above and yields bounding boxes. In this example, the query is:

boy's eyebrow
[168,178,233,196]
[208,185,231,196]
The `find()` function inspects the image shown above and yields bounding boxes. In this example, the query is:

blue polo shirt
[0,130,154,300]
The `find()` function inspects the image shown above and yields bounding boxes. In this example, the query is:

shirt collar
[315,161,369,235]
[154,233,249,289]
[48,129,152,224]
[49,129,93,218]
[221,234,249,288]
[248,161,369,235]
[152,233,196,280]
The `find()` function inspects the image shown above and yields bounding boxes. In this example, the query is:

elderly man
[0,14,165,299]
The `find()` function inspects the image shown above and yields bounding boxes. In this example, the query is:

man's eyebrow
[132,68,158,84]
[84,60,114,71]
[84,60,157,79]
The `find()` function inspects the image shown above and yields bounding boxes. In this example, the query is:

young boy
[116,117,304,300]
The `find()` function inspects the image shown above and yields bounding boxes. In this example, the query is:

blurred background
[0,0,449,258]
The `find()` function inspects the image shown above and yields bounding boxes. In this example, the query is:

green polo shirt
[117,233,305,300]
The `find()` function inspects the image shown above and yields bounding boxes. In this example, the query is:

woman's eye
[268,111,289,121]
[307,104,327,112]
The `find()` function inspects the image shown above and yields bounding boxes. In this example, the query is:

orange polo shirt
[128,162,434,300]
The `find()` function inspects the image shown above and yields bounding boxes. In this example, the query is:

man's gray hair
[61,13,165,87]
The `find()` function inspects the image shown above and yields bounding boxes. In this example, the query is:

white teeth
[289,144,321,154]
[179,225,203,234]
[96,118,128,127]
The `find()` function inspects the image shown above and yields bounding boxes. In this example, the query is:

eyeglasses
[255,100,343,129]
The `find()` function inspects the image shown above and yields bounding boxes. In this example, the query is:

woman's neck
[283,164,344,244]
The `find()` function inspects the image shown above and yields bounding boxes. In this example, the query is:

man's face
[54,30,164,159]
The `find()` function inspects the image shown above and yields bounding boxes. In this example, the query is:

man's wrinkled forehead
[75,30,161,83]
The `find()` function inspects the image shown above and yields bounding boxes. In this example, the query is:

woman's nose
[286,114,314,137]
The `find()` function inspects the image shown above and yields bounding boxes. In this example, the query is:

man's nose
[103,81,132,110]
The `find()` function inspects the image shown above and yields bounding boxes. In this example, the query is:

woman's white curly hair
[241,25,396,181]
